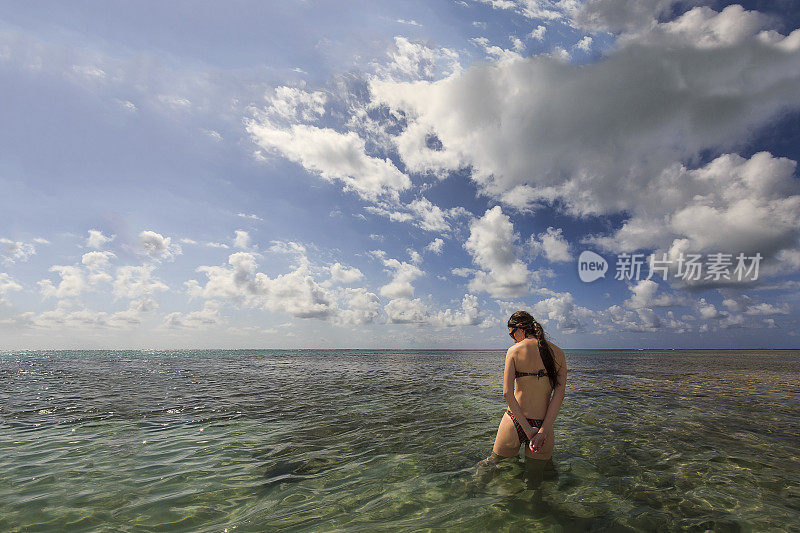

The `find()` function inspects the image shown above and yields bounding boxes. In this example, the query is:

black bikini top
[515,368,549,379]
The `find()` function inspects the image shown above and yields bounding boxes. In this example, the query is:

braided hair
[508,310,560,390]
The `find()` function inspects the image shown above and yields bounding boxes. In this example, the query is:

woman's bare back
[511,339,564,419]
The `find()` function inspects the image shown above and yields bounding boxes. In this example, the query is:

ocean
[1,349,799,532]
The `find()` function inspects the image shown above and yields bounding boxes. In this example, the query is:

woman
[488,311,567,463]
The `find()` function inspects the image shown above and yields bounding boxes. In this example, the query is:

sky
[1,0,800,350]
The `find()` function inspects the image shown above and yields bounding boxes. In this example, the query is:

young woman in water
[488,310,567,464]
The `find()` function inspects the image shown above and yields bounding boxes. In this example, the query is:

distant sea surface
[2,349,799,532]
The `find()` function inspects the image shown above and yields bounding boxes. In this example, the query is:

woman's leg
[491,411,522,459]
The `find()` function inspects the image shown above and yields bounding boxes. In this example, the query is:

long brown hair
[508,310,560,389]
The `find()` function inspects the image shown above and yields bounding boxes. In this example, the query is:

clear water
[1,349,799,532]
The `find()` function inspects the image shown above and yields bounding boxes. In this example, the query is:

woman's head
[507,310,542,340]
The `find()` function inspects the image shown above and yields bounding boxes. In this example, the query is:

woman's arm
[502,348,537,439]
[538,346,567,434]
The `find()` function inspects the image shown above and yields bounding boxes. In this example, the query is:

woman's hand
[528,430,547,453]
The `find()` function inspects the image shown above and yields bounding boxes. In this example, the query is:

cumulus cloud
[0,273,22,305]
[112,264,169,300]
[532,291,598,334]
[38,265,87,299]
[1,238,37,264]
[163,300,223,329]
[434,294,486,326]
[233,230,252,250]
[617,4,776,48]
[32,251,166,327]
[334,287,381,325]
[247,119,411,203]
[86,229,115,249]
[385,297,430,324]
[371,251,424,299]
[530,25,547,40]
[186,251,336,319]
[369,15,800,218]
[246,81,412,205]
[566,0,698,34]
[720,291,791,316]
[426,238,444,254]
[574,36,593,52]
[15,296,158,330]
[624,279,690,309]
[264,85,327,123]
[528,226,572,263]
[369,36,461,82]
[463,206,532,298]
[140,231,182,262]
[365,6,800,284]
[585,152,800,284]
[328,262,364,284]
[364,197,471,234]
[81,251,116,285]
[474,0,565,21]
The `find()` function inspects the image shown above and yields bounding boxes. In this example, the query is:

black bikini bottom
[506,408,544,446]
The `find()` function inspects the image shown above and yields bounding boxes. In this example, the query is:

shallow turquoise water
[1,349,799,531]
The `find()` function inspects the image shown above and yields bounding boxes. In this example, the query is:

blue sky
[1,0,799,349]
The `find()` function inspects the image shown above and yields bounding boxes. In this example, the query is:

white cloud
[434,294,485,326]
[720,292,791,316]
[585,152,800,283]
[532,291,598,334]
[530,25,546,40]
[369,36,461,82]
[385,297,430,324]
[264,85,327,123]
[334,287,381,325]
[81,251,116,285]
[367,8,800,226]
[38,265,87,299]
[463,206,531,298]
[0,273,22,305]
[112,264,169,300]
[574,36,593,52]
[328,262,364,284]
[624,279,688,309]
[86,229,115,250]
[186,252,337,319]
[618,5,775,49]
[0,239,36,264]
[566,0,699,34]
[237,212,263,221]
[474,0,564,21]
[163,301,223,329]
[374,252,424,299]
[246,120,411,203]
[471,37,525,64]
[233,230,252,250]
[180,238,229,249]
[426,238,444,254]
[140,231,182,262]
[528,226,572,263]
[364,197,471,234]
